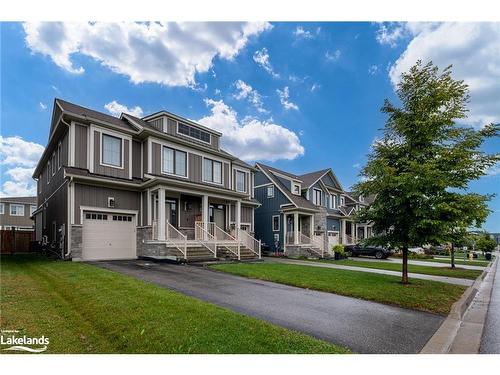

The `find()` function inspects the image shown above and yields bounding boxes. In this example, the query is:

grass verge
[409,258,489,267]
[211,262,466,316]
[0,255,349,354]
[311,259,483,279]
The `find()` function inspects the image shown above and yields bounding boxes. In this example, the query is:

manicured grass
[0,255,348,354]
[311,259,483,279]
[412,258,489,267]
[211,263,466,316]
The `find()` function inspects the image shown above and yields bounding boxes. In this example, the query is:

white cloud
[253,47,280,78]
[389,22,500,127]
[325,49,341,62]
[23,22,271,87]
[0,136,44,197]
[233,80,267,113]
[486,163,500,177]
[353,163,361,169]
[39,102,47,110]
[310,83,321,92]
[375,22,408,47]
[197,99,304,161]
[368,65,379,75]
[294,26,313,39]
[104,100,143,118]
[276,86,299,111]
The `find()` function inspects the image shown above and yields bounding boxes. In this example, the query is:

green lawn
[211,263,466,315]
[0,255,348,354]
[411,258,489,267]
[310,259,483,279]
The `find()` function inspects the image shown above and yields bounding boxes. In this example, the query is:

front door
[209,204,225,230]
[165,199,178,227]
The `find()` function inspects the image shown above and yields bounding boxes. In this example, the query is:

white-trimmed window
[57,142,62,170]
[162,146,187,177]
[292,183,301,195]
[47,163,51,184]
[313,189,322,206]
[10,204,24,216]
[359,195,364,203]
[267,185,274,198]
[102,134,123,167]
[178,122,211,144]
[203,158,222,184]
[0,203,4,214]
[340,196,345,206]
[272,215,280,231]
[235,170,246,192]
[330,194,337,209]
[30,205,37,216]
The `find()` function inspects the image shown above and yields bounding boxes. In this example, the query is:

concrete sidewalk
[267,258,474,286]
[348,256,486,270]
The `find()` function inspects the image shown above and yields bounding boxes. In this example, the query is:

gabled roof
[298,168,343,191]
[256,163,318,212]
[57,99,137,131]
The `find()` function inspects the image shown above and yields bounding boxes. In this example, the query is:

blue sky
[1,22,499,231]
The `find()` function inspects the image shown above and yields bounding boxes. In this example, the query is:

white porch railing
[166,221,187,260]
[194,221,217,258]
[152,220,187,259]
[237,228,261,259]
[299,232,324,257]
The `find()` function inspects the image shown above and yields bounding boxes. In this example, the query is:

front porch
[140,186,261,262]
[283,211,328,258]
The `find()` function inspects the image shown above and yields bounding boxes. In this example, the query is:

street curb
[420,257,497,354]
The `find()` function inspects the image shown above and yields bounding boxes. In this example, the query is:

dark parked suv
[345,244,393,259]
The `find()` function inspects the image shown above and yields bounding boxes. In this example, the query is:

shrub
[332,244,345,255]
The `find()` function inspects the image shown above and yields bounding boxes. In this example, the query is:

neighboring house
[254,163,373,257]
[32,99,261,261]
[0,196,37,230]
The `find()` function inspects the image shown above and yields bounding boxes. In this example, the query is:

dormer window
[359,195,364,202]
[340,196,345,206]
[178,122,211,144]
[292,183,301,195]
[313,189,322,206]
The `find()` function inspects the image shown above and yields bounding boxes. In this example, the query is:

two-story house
[32,99,261,261]
[253,163,372,257]
[0,196,37,230]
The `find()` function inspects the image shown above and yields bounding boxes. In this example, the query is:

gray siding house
[254,163,373,257]
[0,196,37,230]
[33,99,261,261]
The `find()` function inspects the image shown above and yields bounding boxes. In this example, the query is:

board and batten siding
[73,183,140,225]
[229,204,254,224]
[93,131,130,179]
[74,124,88,169]
[223,163,230,189]
[132,140,141,178]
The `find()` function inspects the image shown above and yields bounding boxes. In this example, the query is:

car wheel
[375,251,383,259]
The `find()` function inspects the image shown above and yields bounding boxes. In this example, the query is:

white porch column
[364,225,367,239]
[235,200,241,230]
[294,212,299,245]
[309,214,314,238]
[341,219,346,245]
[283,213,287,251]
[158,188,166,240]
[202,195,209,235]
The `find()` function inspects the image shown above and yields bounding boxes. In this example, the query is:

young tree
[354,61,499,284]
[475,233,497,253]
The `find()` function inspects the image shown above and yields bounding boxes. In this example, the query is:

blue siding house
[254,163,373,257]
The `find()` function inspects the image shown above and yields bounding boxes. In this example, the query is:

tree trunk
[450,243,455,268]
[401,246,409,284]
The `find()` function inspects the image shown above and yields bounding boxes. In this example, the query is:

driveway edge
[420,257,497,354]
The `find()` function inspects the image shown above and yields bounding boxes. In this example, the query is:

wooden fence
[0,229,35,254]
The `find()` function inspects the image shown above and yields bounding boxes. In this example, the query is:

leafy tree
[354,61,499,284]
[475,233,497,253]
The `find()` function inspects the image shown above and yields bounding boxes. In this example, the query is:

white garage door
[82,211,137,261]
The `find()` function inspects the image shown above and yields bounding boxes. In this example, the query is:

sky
[1,22,499,231]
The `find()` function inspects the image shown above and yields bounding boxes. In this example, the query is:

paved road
[481,256,500,353]
[268,258,474,286]
[93,260,443,354]
[348,256,486,270]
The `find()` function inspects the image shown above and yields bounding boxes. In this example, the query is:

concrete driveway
[93,260,444,354]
